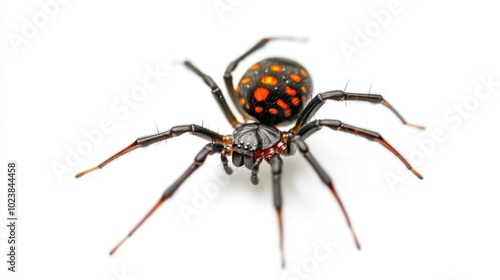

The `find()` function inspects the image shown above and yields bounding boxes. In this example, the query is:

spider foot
[251,175,259,185]
[223,166,233,175]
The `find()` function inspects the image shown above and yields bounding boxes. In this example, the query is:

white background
[1,1,500,280]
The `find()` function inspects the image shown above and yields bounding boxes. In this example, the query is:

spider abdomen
[236,57,313,125]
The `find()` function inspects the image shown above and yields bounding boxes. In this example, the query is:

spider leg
[220,148,233,175]
[183,61,241,128]
[293,90,425,132]
[75,124,231,178]
[109,143,228,255]
[291,135,361,250]
[224,37,307,120]
[295,119,423,179]
[269,154,285,267]
[251,156,264,185]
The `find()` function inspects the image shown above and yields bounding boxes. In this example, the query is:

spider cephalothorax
[232,123,282,169]
[76,37,424,268]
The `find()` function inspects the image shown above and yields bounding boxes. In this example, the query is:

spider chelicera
[76,37,424,267]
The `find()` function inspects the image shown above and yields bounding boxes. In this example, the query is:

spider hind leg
[109,143,229,255]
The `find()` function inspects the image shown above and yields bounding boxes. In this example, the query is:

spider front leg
[183,61,241,127]
[251,156,263,185]
[220,149,233,175]
[75,124,231,178]
[269,154,285,267]
[293,90,425,132]
[290,136,361,250]
[295,119,423,179]
[109,143,229,255]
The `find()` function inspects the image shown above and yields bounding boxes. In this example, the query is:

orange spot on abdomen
[241,77,251,84]
[261,76,278,86]
[290,73,302,83]
[277,99,291,117]
[270,65,283,72]
[285,86,297,96]
[277,99,289,109]
[254,87,270,102]
[268,108,278,115]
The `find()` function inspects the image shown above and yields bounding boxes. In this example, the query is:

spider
[76,37,424,267]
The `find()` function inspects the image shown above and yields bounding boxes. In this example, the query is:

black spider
[76,37,423,267]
